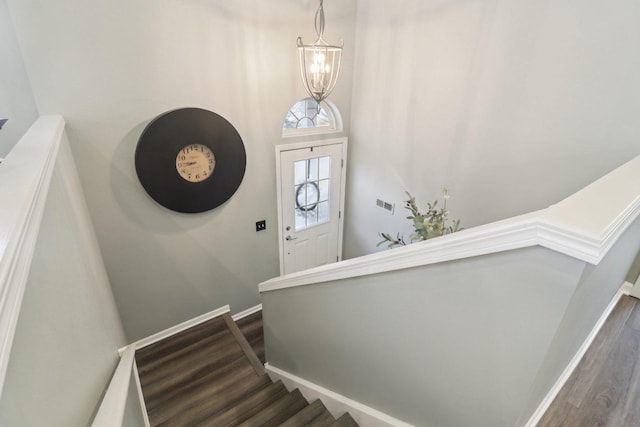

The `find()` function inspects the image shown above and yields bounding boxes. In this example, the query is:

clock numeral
[175,143,215,183]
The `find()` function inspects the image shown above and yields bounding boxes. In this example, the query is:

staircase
[135,310,358,426]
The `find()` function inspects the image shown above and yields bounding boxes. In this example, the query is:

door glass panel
[294,160,307,185]
[306,210,318,227]
[319,179,329,201]
[295,209,306,230]
[293,155,331,231]
[308,158,319,181]
[319,157,331,180]
[317,201,330,223]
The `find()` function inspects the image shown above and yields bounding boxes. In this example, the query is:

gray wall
[516,217,640,425]
[345,0,640,258]
[0,136,129,426]
[262,219,640,426]
[6,0,357,341]
[263,247,586,426]
[0,0,38,156]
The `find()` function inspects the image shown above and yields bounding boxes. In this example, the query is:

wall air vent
[376,198,395,214]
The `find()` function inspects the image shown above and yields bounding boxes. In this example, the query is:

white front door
[277,139,347,275]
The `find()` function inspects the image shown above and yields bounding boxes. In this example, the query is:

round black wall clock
[135,108,246,213]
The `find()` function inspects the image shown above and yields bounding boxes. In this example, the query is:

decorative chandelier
[297,0,343,104]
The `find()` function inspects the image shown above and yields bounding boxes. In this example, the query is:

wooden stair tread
[235,310,262,329]
[137,328,237,384]
[157,374,273,426]
[139,340,245,401]
[136,315,228,364]
[237,315,263,339]
[135,309,359,427]
[237,388,308,427]
[137,325,234,375]
[307,409,337,427]
[148,359,261,424]
[193,380,289,426]
[280,399,331,427]
[249,338,266,364]
[144,355,252,412]
[332,413,360,426]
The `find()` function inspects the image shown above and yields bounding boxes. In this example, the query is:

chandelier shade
[297,0,343,104]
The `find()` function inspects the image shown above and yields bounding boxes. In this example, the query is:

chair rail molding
[0,116,65,396]
[260,155,640,293]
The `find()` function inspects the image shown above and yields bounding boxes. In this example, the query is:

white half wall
[262,216,640,426]
[0,135,129,426]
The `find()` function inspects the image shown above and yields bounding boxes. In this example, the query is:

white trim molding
[133,360,151,427]
[92,345,136,427]
[123,305,230,353]
[0,116,65,397]
[261,155,640,293]
[525,282,632,426]
[630,271,640,299]
[232,304,263,321]
[265,364,414,427]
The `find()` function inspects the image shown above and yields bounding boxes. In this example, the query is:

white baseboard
[265,364,414,427]
[525,282,631,426]
[121,305,230,354]
[622,280,635,295]
[629,274,640,299]
[232,304,263,321]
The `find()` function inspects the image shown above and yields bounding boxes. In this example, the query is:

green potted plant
[378,188,462,248]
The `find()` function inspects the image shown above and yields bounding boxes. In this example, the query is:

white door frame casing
[275,138,348,276]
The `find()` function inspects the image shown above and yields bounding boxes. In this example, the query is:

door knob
[285,235,298,241]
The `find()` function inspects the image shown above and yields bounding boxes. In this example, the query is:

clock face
[176,143,216,183]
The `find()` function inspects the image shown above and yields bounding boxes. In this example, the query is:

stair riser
[279,399,330,427]
[239,389,309,427]
[197,381,289,427]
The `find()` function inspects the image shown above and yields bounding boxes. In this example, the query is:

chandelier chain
[314,0,325,39]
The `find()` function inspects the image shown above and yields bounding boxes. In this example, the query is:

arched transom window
[282,97,342,137]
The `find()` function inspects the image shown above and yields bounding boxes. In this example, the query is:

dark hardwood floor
[538,295,640,426]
